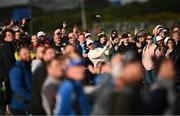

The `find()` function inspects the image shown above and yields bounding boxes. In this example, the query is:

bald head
[53,34,61,45]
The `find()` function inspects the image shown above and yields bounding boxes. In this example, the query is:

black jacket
[118,42,137,55]
[0,41,16,84]
[174,42,180,87]
[52,43,64,55]
[0,41,16,105]
[29,61,47,115]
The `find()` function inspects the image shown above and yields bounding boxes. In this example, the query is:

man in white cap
[85,33,92,41]
[152,25,164,44]
[156,36,166,57]
[87,39,111,67]
[37,31,50,47]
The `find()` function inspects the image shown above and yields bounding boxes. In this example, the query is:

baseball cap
[154,25,164,31]
[85,33,91,38]
[66,54,84,68]
[136,30,147,38]
[98,32,106,39]
[156,36,164,42]
[111,33,118,40]
[121,33,129,38]
[164,37,170,45]
[37,31,46,38]
[86,39,94,46]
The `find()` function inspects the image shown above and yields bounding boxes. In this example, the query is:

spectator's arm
[104,49,110,55]
[88,47,107,59]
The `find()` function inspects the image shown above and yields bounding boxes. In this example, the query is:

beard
[22,59,31,66]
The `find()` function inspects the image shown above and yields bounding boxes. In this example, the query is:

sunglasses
[146,38,152,40]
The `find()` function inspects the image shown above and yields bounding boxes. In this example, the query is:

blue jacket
[9,61,32,110]
[54,79,89,115]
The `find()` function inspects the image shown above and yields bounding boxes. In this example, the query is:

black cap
[98,32,106,39]
[137,30,147,38]
[111,30,118,35]
[121,33,129,38]
[111,33,118,40]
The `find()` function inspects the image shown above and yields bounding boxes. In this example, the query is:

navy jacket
[9,61,32,110]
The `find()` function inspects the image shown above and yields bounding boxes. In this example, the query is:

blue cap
[67,58,84,67]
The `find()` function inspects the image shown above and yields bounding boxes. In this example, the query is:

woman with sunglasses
[142,34,157,86]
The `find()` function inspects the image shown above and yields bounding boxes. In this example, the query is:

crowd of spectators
[1,19,180,115]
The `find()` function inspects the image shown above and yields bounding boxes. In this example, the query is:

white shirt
[142,44,157,70]
[88,46,109,67]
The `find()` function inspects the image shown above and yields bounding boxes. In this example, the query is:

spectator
[142,34,157,86]
[87,39,111,67]
[152,25,164,44]
[159,28,168,39]
[37,31,50,47]
[54,53,89,115]
[127,32,134,43]
[118,33,137,55]
[109,33,119,58]
[72,25,79,39]
[172,31,180,46]
[31,46,45,73]
[52,34,64,55]
[91,54,123,115]
[76,33,89,58]
[60,28,68,46]
[165,39,176,59]
[96,32,107,48]
[136,30,147,56]
[0,29,16,114]
[30,47,55,115]
[29,35,42,52]
[156,36,166,58]
[9,47,32,115]
[112,60,147,115]
[149,59,176,115]
[41,56,64,115]
[13,30,23,51]
[68,32,77,45]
